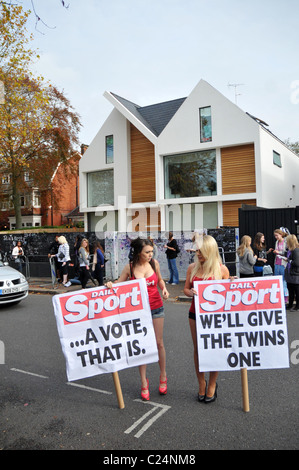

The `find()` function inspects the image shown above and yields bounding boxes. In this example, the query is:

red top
[189,276,213,314]
[130,269,163,311]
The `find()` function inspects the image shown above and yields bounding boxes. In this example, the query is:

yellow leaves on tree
[0,3,81,229]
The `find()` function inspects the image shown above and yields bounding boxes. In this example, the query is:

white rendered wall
[157,80,259,157]
[156,79,261,227]
[79,109,131,229]
[257,127,299,208]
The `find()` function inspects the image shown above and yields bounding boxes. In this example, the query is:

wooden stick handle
[241,368,250,412]
[112,372,125,409]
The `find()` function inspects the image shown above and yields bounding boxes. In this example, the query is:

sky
[24,0,299,148]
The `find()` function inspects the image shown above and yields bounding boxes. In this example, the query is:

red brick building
[0,153,82,230]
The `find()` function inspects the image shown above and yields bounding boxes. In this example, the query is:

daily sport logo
[197,278,282,313]
[194,277,289,372]
[59,282,142,325]
[53,279,159,381]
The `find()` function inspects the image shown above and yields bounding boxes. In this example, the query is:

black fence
[0,232,104,278]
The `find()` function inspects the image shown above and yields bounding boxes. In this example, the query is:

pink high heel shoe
[141,379,150,401]
[159,376,167,395]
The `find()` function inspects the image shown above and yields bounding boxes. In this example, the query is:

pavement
[28,277,191,303]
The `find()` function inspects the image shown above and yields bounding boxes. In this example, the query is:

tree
[0,3,37,69]
[0,70,81,228]
[0,1,70,34]
[0,3,81,229]
[285,139,299,156]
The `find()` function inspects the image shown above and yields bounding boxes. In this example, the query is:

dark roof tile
[110,93,186,136]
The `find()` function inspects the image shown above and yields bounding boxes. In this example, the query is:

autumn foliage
[0,3,81,229]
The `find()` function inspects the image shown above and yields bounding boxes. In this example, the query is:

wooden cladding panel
[221,144,256,195]
[222,199,256,227]
[129,207,161,232]
[130,124,156,203]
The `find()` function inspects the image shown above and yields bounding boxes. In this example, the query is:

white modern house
[79,79,299,233]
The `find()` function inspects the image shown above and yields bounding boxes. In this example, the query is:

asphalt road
[0,293,298,452]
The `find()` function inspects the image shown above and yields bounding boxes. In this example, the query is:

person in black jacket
[48,235,60,281]
[285,234,299,311]
[164,232,179,285]
[253,232,273,276]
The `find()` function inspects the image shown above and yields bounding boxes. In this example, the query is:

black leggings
[79,266,90,289]
[287,283,299,308]
[94,264,104,287]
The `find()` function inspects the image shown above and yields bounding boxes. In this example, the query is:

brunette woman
[285,234,299,311]
[184,235,229,403]
[107,238,169,400]
[253,232,272,276]
[92,241,105,286]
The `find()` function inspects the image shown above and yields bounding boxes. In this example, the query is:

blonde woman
[237,235,257,278]
[51,236,70,286]
[285,234,299,311]
[184,235,229,403]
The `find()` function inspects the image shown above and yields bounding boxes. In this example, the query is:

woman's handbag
[263,265,273,276]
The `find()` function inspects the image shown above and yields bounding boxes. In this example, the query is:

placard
[194,276,289,372]
[52,279,158,381]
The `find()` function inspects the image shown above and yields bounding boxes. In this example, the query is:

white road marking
[10,368,49,379]
[67,381,112,395]
[9,368,170,439]
[125,399,171,438]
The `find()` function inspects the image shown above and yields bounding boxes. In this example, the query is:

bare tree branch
[0,0,70,33]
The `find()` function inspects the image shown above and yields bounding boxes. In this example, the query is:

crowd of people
[48,235,105,289]
[2,228,299,404]
[237,229,299,311]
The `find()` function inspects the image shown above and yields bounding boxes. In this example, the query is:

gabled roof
[110,93,186,137]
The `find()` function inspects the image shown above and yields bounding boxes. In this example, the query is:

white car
[0,261,29,305]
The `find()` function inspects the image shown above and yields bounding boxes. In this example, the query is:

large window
[87,170,114,207]
[199,106,212,142]
[106,135,114,164]
[164,150,217,199]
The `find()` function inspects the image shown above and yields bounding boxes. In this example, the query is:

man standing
[164,232,179,285]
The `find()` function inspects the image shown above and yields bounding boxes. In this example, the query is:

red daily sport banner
[194,276,289,372]
[52,279,158,381]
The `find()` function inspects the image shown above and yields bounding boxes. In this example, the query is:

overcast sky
[27,0,299,147]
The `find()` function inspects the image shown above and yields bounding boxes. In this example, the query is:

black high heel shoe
[198,380,207,402]
[204,383,218,403]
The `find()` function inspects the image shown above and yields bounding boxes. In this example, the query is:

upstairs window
[199,106,212,142]
[106,135,114,164]
[273,150,282,167]
[164,150,217,199]
[1,174,10,185]
[33,190,41,207]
